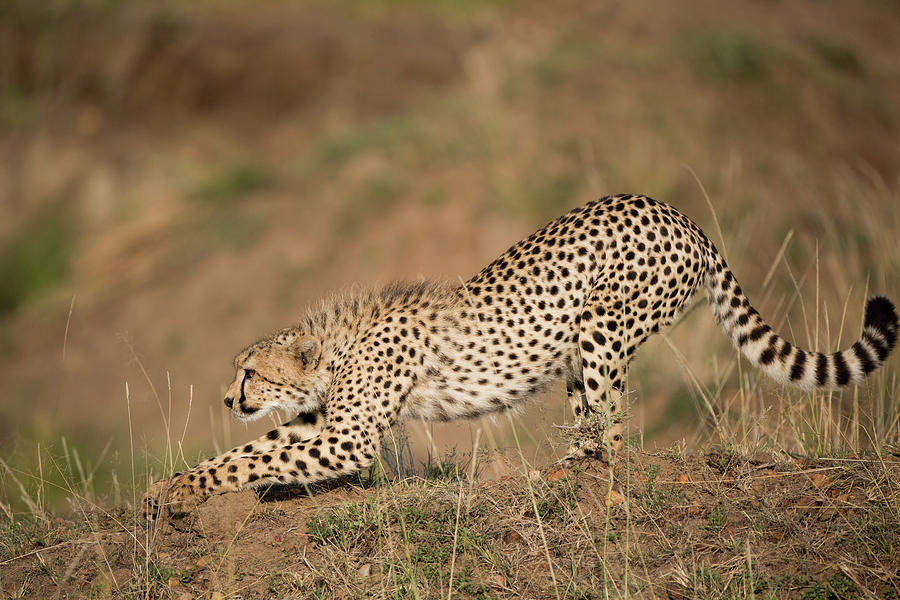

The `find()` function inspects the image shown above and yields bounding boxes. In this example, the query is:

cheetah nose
[224,396,233,408]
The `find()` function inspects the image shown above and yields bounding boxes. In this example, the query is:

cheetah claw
[561,444,613,468]
[141,475,204,521]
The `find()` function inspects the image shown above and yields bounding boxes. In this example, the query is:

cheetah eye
[245,369,256,379]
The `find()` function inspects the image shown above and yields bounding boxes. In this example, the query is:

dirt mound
[3,449,898,598]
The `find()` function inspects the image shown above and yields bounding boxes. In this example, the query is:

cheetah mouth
[230,404,270,423]
[231,403,303,424]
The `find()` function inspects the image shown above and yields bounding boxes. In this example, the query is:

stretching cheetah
[143,195,897,518]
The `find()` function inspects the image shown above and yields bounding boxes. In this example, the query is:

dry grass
[3,441,900,598]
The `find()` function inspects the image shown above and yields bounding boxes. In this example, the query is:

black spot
[852,341,875,374]
[815,353,828,387]
[790,351,807,381]
[248,473,259,483]
[864,296,898,343]
[833,352,850,386]
[759,348,775,366]
[748,325,771,342]
[862,331,888,362]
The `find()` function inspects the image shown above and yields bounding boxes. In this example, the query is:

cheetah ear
[293,336,321,368]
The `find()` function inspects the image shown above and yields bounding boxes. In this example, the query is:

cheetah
[143,195,897,519]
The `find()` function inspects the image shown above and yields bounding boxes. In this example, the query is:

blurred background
[1,0,898,512]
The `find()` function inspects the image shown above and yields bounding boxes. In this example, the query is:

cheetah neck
[300,281,462,375]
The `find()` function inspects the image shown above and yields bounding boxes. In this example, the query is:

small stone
[546,468,571,482]
[358,563,372,577]
[676,473,690,484]
[528,470,541,482]
[604,490,625,507]
[167,577,181,588]
[794,496,818,508]
[666,584,688,599]
[502,530,524,544]
[195,556,211,569]
[488,574,506,588]
[211,592,226,600]
[748,452,770,465]
[810,473,829,488]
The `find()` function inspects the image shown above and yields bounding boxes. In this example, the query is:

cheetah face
[224,329,327,422]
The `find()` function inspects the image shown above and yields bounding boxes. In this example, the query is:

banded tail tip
[864,296,898,338]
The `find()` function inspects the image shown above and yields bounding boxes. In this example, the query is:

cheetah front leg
[143,423,379,519]
[142,410,327,519]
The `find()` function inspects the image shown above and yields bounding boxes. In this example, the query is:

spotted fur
[142,195,897,518]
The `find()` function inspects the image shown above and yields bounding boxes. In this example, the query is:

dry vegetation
[3,445,900,598]
[1,0,899,597]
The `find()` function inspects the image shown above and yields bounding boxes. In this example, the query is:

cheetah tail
[704,264,898,390]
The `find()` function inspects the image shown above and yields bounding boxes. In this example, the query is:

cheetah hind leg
[563,379,602,464]
[562,332,629,465]
[562,383,626,466]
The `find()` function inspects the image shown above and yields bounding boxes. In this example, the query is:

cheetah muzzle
[142,196,898,520]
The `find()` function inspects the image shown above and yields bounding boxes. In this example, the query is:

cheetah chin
[142,195,896,520]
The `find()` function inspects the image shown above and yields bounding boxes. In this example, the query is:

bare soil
[3,448,898,598]
[1,0,898,492]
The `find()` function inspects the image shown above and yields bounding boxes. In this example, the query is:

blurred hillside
[0,0,898,511]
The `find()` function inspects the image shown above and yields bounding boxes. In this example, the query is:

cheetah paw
[561,443,613,467]
[141,474,203,521]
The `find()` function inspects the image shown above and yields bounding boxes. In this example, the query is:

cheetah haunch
[143,196,897,519]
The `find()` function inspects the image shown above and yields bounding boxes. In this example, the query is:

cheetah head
[224,328,327,422]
